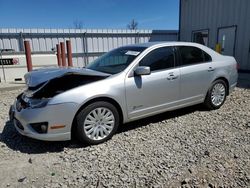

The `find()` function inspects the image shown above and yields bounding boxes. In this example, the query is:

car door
[177,46,214,103]
[125,46,180,120]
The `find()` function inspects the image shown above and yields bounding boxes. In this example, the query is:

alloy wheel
[83,107,115,141]
[211,83,226,106]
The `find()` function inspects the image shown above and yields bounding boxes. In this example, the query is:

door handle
[167,73,178,80]
[208,67,215,72]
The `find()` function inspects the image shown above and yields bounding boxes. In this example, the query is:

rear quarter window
[204,51,212,62]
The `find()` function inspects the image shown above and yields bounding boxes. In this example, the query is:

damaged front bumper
[10,96,78,141]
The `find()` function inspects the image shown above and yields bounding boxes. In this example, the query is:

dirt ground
[0,82,249,187]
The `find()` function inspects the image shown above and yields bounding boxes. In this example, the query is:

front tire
[204,79,227,110]
[75,101,119,145]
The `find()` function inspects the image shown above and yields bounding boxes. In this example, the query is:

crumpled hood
[24,67,110,88]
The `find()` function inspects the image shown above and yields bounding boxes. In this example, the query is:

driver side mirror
[134,66,151,76]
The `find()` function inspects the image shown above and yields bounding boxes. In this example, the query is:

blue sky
[0,0,179,29]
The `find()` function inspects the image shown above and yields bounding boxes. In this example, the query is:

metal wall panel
[0,28,178,67]
[180,0,250,70]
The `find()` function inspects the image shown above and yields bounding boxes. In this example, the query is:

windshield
[86,46,146,74]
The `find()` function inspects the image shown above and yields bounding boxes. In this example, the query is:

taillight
[236,63,240,70]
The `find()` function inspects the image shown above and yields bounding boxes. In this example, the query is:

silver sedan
[10,42,238,144]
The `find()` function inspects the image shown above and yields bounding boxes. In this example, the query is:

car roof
[124,41,224,60]
[125,41,206,48]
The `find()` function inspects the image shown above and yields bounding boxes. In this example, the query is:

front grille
[14,119,24,130]
[16,100,22,112]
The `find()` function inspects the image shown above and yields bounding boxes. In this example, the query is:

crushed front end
[10,91,78,141]
[9,68,109,141]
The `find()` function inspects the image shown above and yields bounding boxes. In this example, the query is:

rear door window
[178,46,212,66]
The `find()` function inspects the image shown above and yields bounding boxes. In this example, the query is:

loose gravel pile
[0,87,249,188]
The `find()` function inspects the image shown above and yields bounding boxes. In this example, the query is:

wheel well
[214,77,229,95]
[71,97,124,137]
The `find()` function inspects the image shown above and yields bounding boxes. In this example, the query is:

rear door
[177,46,214,102]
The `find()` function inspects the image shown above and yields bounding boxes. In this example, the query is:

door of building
[217,26,237,56]
[248,39,250,70]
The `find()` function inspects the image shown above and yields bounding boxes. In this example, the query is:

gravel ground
[0,87,249,188]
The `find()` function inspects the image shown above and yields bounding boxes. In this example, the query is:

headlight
[29,98,50,108]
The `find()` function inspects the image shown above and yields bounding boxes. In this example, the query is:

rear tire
[75,101,119,145]
[204,79,227,110]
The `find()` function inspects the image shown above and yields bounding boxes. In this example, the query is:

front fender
[48,75,128,123]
